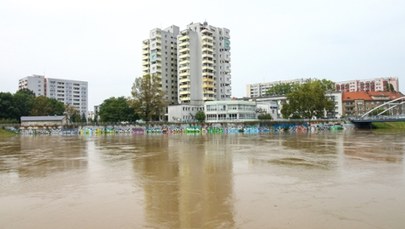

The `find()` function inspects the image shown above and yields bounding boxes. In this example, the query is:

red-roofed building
[342,91,404,117]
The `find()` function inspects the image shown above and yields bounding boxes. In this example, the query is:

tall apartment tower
[142,25,180,105]
[18,75,88,116]
[177,22,231,105]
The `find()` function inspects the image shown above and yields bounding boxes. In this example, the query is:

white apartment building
[246,78,310,98]
[335,77,399,92]
[142,25,180,105]
[178,22,231,104]
[46,78,88,116]
[18,75,46,96]
[18,75,88,116]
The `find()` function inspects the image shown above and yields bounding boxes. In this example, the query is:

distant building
[342,91,404,117]
[336,77,399,92]
[18,75,46,96]
[204,100,257,123]
[142,25,180,105]
[246,78,310,98]
[18,75,88,116]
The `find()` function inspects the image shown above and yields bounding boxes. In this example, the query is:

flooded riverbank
[1,130,404,228]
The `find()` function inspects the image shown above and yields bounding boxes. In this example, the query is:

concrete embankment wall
[14,120,349,136]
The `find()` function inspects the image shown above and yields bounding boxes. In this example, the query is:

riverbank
[3,120,354,136]
[0,128,17,137]
[372,121,405,129]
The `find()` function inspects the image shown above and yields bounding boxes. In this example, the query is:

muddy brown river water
[1,130,405,228]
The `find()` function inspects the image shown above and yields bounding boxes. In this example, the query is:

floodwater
[1,131,405,229]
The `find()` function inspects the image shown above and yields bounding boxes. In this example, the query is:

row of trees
[0,89,86,123]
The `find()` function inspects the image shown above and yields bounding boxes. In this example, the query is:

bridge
[350,96,405,128]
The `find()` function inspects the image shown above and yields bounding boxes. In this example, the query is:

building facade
[167,104,204,122]
[46,78,88,116]
[18,75,46,96]
[246,78,310,98]
[336,77,399,92]
[342,91,404,117]
[204,100,257,123]
[142,25,180,105]
[18,75,88,116]
[178,22,231,104]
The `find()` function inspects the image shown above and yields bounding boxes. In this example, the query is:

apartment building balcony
[201,35,213,42]
[203,97,215,102]
[142,61,150,67]
[203,83,214,89]
[202,47,213,53]
[179,59,190,65]
[179,53,190,59]
[179,84,190,89]
[179,66,190,71]
[202,53,214,59]
[179,47,190,53]
[179,35,189,41]
[179,71,189,77]
[179,90,190,95]
[142,49,149,55]
[202,65,215,71]
[202,58,214,64]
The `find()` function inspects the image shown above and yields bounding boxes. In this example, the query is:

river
[1,130,404,228]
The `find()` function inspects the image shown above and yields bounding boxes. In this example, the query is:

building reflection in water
[132,135,234,228]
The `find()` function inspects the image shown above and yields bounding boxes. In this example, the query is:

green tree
[266,83,297,96]
[65,104,81,123]
[319,79,335,91]
[14,89,36,118]
[281,80,335,119]
[195,111,206,123]
[131,74,166,121]
[0,92,18,121]
[31,96,65,116]
[99,97,138,123]
[258,113,272,120]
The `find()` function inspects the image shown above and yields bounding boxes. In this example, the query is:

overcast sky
[1,0,404,110]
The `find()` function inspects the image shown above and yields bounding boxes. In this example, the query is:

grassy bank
[0,128,17,137]
[372,122,405,129]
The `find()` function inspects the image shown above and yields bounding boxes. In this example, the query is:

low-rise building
[20,116,67,128]
[255,96,287,120]
[342,91,404,117]
[204,100,257,123]
[168,104,204,122]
